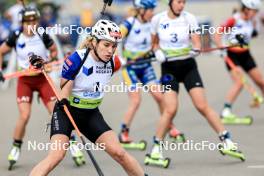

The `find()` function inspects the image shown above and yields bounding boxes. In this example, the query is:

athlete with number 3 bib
[144,0,245,168]
[118,0,185,151]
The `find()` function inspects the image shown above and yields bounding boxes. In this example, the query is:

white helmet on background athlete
[133,0,157,22]
[92,19,122,43]
[19,7,40,23]
[241,0,262,10]
[134,0,157,9]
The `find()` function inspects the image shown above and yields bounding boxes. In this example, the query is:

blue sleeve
[61,51,82,80]
[123,20,132,33]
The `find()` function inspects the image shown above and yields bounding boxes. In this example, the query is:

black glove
[104,0,113,6]
[235,34,248,47]
[57,98,70,109]
[143,51,155,59]
[29,54,45,69]
[0,71,5,82]
[189,49,201,58]
[252,29,258,38]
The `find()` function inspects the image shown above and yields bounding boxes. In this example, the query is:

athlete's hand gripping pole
[0,71,5,82]
[202,34,247,53]
[101,0,113,17]
[29,54,104,176]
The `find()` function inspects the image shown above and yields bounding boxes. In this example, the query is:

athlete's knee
[48,150,66,164]
[195,101,209,114]
[254,78,264,88]
[152,93,163,104]
[112,148,127,164]
[163,106,177,118]
[19,111,31,124]
[233,79,243,89]
[130,96,141,109]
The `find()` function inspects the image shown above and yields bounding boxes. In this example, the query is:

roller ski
[221,109,253,125]
[8,144,21,170]
[69,136,86,167]
[218,131,245,162]
[119,130,147,151]
[169,125,186,143]
[144,138,170,168]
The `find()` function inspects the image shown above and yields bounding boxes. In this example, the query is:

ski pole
[201,44,241,53]
[3,60,62,80]
[41,67,104,176]
[224,56,262,107]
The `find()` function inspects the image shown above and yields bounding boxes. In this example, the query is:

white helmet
[241,0,262,10]
[91,19,122,43]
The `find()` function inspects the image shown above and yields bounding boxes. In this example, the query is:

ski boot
[221,109,253,125]
[250,93,264,108]
[69,135,86,166]
[119,126,147,151]
[169,125,186,143]
[218,131,245,162]
[144,138,170,168]
[8,143,21,170]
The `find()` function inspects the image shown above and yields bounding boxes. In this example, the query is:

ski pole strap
[60,48,90,89]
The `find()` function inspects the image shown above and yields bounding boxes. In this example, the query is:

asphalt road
[1,2,264,176]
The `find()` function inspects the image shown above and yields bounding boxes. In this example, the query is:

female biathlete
[144,0,245,168]
[118,0,185,150]
[215,0,264,124]
[0,8,85,170]
[30,19,148,176]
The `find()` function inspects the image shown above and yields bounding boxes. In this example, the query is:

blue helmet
[134,0,157,9]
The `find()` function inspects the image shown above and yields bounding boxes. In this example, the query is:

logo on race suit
[17,96,30,103]
[235,24,242,29]
[195,82,201,86]
[53,112,57,120]
[65,58,73,66]
[17,42,26,48]
[82,66,93,76]
[160,23,169,29]
[73,97,80,104]
[83,91,101,98]
[62,63,69,71]
[134,29,141,34]
[96,65,112,74]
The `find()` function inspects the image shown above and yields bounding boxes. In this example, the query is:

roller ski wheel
[72,155,86,167]
[8,146,20,171]
[250,94,263,108]
[221,115,253,125]
[218,144,245,162]
[169,133,186,143]
[69,141,86,167]
[144,154,170,168]
[121,140,147,151]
